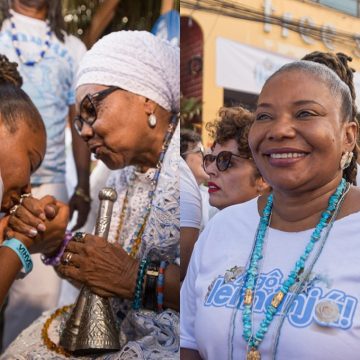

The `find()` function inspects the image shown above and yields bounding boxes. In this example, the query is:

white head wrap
[76,31,180,113]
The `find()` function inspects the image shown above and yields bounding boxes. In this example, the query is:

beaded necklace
[242,178,347,360]
[115,115,178,259]
[270,181,350,360]
[41,115,178,356]
[9,15,52,66]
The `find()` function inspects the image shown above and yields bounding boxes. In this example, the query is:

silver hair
[264,60,353,121]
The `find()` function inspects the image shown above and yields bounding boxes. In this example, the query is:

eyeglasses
[74,86,121,135]
[203,151,250,172]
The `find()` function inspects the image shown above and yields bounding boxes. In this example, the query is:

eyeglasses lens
[217,152,232,171]
[80,96,96,123]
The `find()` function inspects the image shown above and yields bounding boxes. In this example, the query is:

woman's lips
[263,149,309,167]
[89,145,103,159]
[208,182,221,193]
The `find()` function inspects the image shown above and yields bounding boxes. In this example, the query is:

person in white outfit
[181,52,360,359]
[0,0,90,348]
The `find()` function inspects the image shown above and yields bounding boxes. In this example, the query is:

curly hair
[206,106,255,159]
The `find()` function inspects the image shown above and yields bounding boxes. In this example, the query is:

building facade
[181,0,360,145]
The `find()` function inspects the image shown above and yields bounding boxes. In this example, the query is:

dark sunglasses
[203,151,250,172]
[74,86,121,135]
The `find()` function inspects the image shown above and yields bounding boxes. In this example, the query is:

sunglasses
[203,151,250,172]
[74,86,121,135]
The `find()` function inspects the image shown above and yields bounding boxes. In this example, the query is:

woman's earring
[148,113,157,128]
[340,151,354,170]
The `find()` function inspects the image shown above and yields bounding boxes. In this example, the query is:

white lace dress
[1,125,180,360]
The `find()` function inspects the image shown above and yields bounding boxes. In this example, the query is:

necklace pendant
[244,289,253,305]
[247,348,261,360]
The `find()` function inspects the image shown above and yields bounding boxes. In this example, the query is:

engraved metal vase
[60,188,121,355]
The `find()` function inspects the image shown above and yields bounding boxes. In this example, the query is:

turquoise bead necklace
[242,178,347,360]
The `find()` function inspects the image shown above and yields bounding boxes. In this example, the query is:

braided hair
[0,54,22,87]
[0,0,66,42]
[0,54,45,134]
[302,52,358,185]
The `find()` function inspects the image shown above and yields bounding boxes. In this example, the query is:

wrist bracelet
[75,187,91,203]
[156,261,168,312]
[143,261,159,311]
[1,238,33,276]
[132,259,148,310]
[41,230,72,266]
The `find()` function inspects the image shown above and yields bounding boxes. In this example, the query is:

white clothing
[180,158,202,230]
[181,197,360,360]
[0,10,86,185]
[76,31,180,113]
[2,124,180,359]
[0,11,85,348]
[3,183,68,349]
[199,184,218,230]
[356,163,360,186]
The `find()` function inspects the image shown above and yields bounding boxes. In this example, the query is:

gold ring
[9,204,20,216]
[73,232,86,242]
[62,252,73,265]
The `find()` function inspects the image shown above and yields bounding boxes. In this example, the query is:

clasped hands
[2,194,139,299]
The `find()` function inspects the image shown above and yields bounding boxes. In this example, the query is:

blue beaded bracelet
[1,238,33,276]
[132,259,148,310]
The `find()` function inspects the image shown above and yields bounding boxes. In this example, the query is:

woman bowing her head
[4,31,180,359]
[181,52,360,360]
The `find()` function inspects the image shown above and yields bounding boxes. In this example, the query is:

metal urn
[60,187,121,355]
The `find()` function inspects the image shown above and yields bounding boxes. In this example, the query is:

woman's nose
[79,122,95,141]
[266,115,296,141]
[204,159,218,177]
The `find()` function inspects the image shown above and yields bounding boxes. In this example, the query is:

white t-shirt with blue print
[0,10,86,185]
[181,197,360,360]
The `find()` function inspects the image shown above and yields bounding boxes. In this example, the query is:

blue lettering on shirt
[204,268,357,329]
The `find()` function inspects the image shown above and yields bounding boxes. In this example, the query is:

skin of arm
[82,0,121,49]
[180,348,202,360]
[180,227,199,281]
[0,247,22,309]
[68,105,91,230]
[161,0,174,14]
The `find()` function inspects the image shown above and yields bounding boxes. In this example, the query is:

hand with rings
[8,194,55,238]
[59,232,86,267]
[5,195,70,255]
[62,251,74,266]
[56,233,139,299]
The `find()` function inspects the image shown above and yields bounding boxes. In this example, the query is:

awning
[216,37,360,109]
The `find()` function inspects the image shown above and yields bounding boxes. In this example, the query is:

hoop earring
[340,151,353,170]
[148,113,157,128]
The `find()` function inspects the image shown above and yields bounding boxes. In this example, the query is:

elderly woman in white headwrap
[2,31,179,360]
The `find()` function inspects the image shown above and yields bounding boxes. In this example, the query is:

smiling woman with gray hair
[3,30,180,359]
